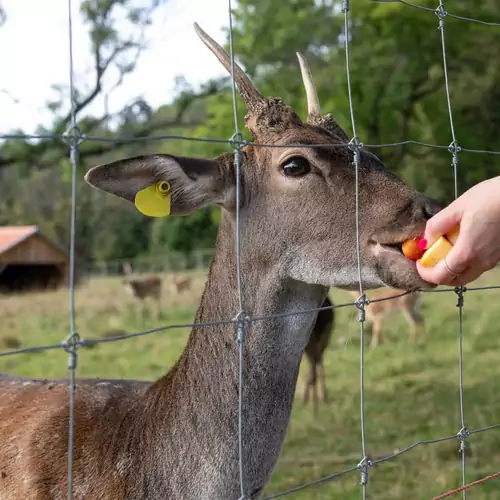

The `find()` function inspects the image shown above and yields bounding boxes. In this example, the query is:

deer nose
[420,196,444,221]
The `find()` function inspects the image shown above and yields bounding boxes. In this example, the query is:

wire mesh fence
[1,0,500,498]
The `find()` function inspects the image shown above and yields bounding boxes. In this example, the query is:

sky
[0,0,230,134]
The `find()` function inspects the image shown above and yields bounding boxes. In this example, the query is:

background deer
[170,273,192,294]
[349,290,425,347]
[122,261,162,301]
[0,23,440,500]
[303,294,335,413]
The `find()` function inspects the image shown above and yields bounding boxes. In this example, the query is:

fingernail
[418,237,427,251]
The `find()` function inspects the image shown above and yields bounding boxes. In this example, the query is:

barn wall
[0,234,68,265]
[0,264,66,292]
[0,234,69,292]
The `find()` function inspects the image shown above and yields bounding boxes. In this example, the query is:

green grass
[1,269,500,499]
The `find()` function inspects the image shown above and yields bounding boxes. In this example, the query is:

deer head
[85,23,440,292]
[122,261,133,276]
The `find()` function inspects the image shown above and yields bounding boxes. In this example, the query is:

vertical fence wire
[342,1,370,496]
[436,2,468,496]
[227,0,247,497]
[64,0,80,497]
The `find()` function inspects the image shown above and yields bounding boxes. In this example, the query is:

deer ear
[84,154,235,216]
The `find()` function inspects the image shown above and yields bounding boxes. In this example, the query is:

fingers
[416,237,472,286]
[416,259,482,287]
[423,199,463,246]
[416,258,461,286]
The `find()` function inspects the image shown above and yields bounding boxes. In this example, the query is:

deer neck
[150,212,326,497]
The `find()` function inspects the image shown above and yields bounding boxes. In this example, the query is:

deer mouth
[370,239,405,256]
[371,235,421,260]
[379,242,404,255]
[371,230,423,257]
[368,234,436,290]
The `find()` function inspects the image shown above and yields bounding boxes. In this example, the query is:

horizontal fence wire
[0,1,500,499]
[376,0,500,26]
[3,131,500,156]
[1,286,500,359]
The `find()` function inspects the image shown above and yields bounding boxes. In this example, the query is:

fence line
[226,0,248,496]
[1,0,500,499]
[81,249,214,277]
[435,1,469,497]
[341,0,371,495]
[63,0,80,497]
[4,133,500,156]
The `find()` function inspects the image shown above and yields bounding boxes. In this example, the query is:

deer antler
[194,23,264,111]
[296,51,348,142]
[296,52,321,119]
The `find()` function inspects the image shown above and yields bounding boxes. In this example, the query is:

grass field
[1,268,500,499]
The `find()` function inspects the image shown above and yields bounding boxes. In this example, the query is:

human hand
[416,176,500,286]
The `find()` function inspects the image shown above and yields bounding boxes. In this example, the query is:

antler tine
[194,22,264,110]
[296,52,321,119]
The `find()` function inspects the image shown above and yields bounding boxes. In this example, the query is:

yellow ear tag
[134,181,171,217]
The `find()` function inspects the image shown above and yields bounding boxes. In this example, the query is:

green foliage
[150,208,219,255]
[1,0,499,264]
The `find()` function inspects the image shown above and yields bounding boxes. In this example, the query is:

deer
[0,22,441,500]
[171,273,192,294]
[349,289,425,348]
[303,294,335,413]
[122,261,162,301]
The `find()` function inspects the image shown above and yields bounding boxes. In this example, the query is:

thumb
[423,199,463,247]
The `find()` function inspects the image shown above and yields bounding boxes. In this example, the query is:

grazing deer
[349,290,425,347]
[0,23,441,500]
[303,295,335,412]
[171,273,192,294]
[122,262,162,301]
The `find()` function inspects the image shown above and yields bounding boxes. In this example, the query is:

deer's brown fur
[171,274,192,294]
[303,295,334,412]
[350,290,425,347]
[0,23,441,500]
[123,275,162,300]
[122,262,162,301]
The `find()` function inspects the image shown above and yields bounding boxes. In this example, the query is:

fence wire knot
[62,125,86,146]
[348,136,363,166]
[448,140,461,168]
[357,456,372,486]
[62,332,81,370]
[435,4,447,28]
[355,294,368,323]
[233,311,249,345]
[234,148,244,170]
[229,131,246,149]
[457,426,470,452]
[62,125,86,165]
[448,140,461,155]
[348,136,363,151]
[454,286,466,307]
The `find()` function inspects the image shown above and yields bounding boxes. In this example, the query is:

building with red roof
[0,226,69,292]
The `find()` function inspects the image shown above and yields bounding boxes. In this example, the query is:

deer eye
[280,156,311,177]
